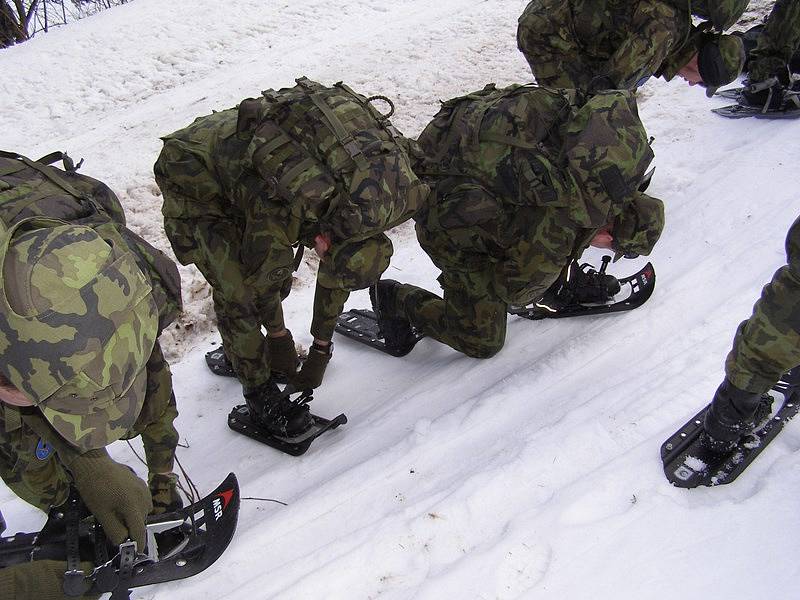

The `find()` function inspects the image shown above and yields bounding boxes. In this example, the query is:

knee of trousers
[451,335,505,359]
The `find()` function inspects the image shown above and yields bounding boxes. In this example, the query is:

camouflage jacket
[518,0,698,89]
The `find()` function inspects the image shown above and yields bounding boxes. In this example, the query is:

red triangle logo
[218,489,234,510]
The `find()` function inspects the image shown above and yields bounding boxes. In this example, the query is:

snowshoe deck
[228,404,347,456]
[0,473,240,595]
[712,103,800,119]
[205,346,236,377]
[661,381,800,488]
[335,309,425,356]
[512,262,655,321]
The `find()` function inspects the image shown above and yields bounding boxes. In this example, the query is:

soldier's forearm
[310,283,350,341]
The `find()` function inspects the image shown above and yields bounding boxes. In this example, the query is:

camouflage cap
[691,0,749,30]
[611,192,665,258]
[698,34,746,97]
[317,233,393,291]
[560,91,655,228]
[0,218,158,451]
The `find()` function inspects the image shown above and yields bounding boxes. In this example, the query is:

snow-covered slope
[1,1,797,599]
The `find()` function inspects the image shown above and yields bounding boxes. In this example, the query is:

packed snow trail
[2,1,798,599]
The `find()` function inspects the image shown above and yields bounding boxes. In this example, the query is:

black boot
[544,258,620,306]
[741,78,787,110]
[244,380,312,437]
[701,379,772,454]
[570,260,621,304]
[369,280,418,357]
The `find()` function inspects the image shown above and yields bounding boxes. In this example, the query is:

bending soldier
[517,0,747,95]
[702,215,800,452]
[370,86,664,358]
[155,78,426,437]
[0,152,183,598]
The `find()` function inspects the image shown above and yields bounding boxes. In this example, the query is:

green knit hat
[698,34,746,97]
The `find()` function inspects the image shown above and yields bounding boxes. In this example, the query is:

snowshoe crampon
[0,473,240,598]
[661,378,800,488]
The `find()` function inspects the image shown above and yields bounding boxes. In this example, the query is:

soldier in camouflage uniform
[0,152,184,599]
[371,86,664,359]
[517,0,747,96]
[738,0,800,109]
[702,215,800,452]
[155,78,426,436]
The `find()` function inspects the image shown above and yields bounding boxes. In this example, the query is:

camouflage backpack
[0,151,182,331]
[416,83,578,208]
[236,77,428,243]
[416,84,653,229]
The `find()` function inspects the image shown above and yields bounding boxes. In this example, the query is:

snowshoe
[228,394,347,456]
[0,473,240,599]
[713,77,800,119]
[509,259,655,321]
[661,378,800,488]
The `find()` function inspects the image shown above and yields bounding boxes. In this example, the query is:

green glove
[268,330,300,377]
[67,449,152,549]
[293,342,332,389]
[0,560,99,600]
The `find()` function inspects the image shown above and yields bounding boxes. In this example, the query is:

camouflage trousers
[156,140,288,391]
[725,216,800,394]
[0,342,178,512]
[748,0,800,83]
[394,268,507,359]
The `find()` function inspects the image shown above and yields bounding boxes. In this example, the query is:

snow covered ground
[1,1,798,599]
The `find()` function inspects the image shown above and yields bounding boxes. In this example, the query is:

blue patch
[35,439,53,461]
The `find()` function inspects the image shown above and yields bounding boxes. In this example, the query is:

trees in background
[1,0,129,48]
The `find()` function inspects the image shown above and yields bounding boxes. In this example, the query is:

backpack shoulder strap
[0,151,89,201]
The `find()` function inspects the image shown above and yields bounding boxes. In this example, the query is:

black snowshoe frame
[713,77,800,119]
[510,261,655,321]
[228,402,347,456]
[335,309,425,356]
[0,473,240,598]
[661,378,800,488]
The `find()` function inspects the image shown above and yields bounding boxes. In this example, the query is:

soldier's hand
[268,329,300,377]
[292,341,332,389]
[67,448,152,549]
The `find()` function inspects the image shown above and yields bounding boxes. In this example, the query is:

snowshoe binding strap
[62,490,93,597]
